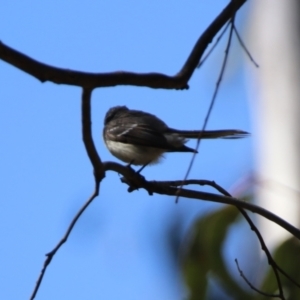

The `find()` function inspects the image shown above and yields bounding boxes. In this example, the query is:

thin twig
[30,88,104,299]
[201,180,285,298]
[205,180,288,298]
[276,264,300,289]
[237,210,285,299]
[235,259,281,298]
[176,15,236,203]
[159,179,232,195]
[29,187,99,300]
[233,24,259,68]
[197,21,230,68]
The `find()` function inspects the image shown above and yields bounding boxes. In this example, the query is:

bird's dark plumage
[103,106,249,165]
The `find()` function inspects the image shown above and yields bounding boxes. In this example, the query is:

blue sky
[0,1,252,299]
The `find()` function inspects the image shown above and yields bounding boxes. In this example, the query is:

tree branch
[30,187,99,300]
[103,161,300,240]
[81,88,105,181]
[235,259,282,298]
[0,0,247,89]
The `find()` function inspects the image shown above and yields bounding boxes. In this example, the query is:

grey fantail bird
[103,106,249,166]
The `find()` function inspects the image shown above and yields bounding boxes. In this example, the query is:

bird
[103,106,249,166]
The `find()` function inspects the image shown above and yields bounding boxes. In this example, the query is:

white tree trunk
[248,0,300,248]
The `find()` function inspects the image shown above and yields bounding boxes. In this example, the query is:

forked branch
[0,0,246,89]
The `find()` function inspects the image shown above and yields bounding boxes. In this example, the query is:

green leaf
[181,205,253,300]
[259,237,300,300]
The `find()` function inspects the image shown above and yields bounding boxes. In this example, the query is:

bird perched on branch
[103,106,249,166]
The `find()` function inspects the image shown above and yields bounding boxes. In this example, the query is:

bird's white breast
[105,140,164,165]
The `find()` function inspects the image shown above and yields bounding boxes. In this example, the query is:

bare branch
[236,208,285,299]
[0,0,247,89]
[81,88,105,181]
[103,161,300,240]
[177,14,236,203]
[236,209,285,298]
[171,178,292,296]
[197,21,230,68]
[235,259,282,298]
[233,24,259,68]
[30,187,99,300]
[276,264,300,289]
[30,88,105,299]
[30,163,300,300]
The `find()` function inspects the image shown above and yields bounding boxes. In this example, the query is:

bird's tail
[167,129,249,139]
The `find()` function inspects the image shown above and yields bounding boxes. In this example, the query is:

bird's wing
[104,123,174,150]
